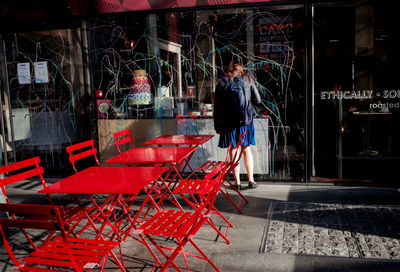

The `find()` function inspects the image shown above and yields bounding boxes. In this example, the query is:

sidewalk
[208,183,400,272]
[1,181,400,271]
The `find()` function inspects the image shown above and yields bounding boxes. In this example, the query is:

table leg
[177,148,199,179]
[150,165,184,212]
[72,194,127,271]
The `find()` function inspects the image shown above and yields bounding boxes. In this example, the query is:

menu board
[255,16,294,71]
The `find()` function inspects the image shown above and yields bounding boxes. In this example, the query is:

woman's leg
[230,147,241,185]
[242,145,255,182]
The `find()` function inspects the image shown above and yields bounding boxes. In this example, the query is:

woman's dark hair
[225,60,251,82]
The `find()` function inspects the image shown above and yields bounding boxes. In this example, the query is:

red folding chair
[172,134,246,244]
[0,203,121,271]
[0,157,98,237]
[66,140,139,241]
[112,129,164,168]
[198,131,249,214]
[113,129,134,153]
[66,139,117,213]
[66,139,100,172]
[132,160,228,272]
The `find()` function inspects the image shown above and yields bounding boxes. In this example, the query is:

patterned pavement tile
[263,202,400,260]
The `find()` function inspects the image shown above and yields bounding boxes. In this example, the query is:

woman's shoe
[248,181,258,189]
[233,184,242,190]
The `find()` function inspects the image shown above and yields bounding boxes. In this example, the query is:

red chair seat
[0,203,123,272]
[135,209,196,239]
[173,178,217,195]
[21,236,119,271]
[197,160,223,173]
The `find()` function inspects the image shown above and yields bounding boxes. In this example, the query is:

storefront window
[0,29,89,175]
[313,0,400,182]
[89,4,306,180]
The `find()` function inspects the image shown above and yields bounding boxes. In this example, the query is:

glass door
[154,39,183,118]
[313,0,400,183]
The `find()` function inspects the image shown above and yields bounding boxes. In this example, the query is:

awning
[94,0,280,14]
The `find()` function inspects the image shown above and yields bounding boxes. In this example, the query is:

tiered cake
[128,70,152,105]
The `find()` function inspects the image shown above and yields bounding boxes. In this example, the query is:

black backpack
[222,76,251,127]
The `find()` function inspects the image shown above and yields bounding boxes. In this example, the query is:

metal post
[0,37,16,164]
[0,36,9,207]
[0,37,8,167]
[80,19,95,139]
[310,3,316,178]
[338,99,343,178]
[305,0,313,184]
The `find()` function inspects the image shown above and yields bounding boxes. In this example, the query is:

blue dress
[218,119,256,148]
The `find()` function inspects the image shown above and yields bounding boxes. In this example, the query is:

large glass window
[88,5,306,180]
[313,0,400,183]
[1,29,90,175]
[89,5,305,179]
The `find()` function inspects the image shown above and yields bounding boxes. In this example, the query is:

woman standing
[213,61,261,190]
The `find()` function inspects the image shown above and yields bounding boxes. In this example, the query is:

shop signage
[34,61,49,84]
[17,63,31,84]
[255,16,294,71]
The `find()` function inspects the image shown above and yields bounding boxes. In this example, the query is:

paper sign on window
[34,61,49,84]
[17,63,31,84]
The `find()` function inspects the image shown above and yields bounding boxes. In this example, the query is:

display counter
[98,118,270,174]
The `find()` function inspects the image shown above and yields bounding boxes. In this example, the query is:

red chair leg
[189,238,221,272]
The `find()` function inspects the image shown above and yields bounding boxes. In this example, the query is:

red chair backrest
[66,139,99,172]
[0,203,64,230]
[0,157,48,204]
[0,203,70,269]
[200,131,244,192]
[113,129,134,153]
[184,160,229,237]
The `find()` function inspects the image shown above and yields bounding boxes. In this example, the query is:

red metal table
[143,135,214,178]
[143,134,214,146]
[38,166,167,271]
[39,166,166,194]
[106,146,196,180]
[106,146,196,209]
[39,166,168,239]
